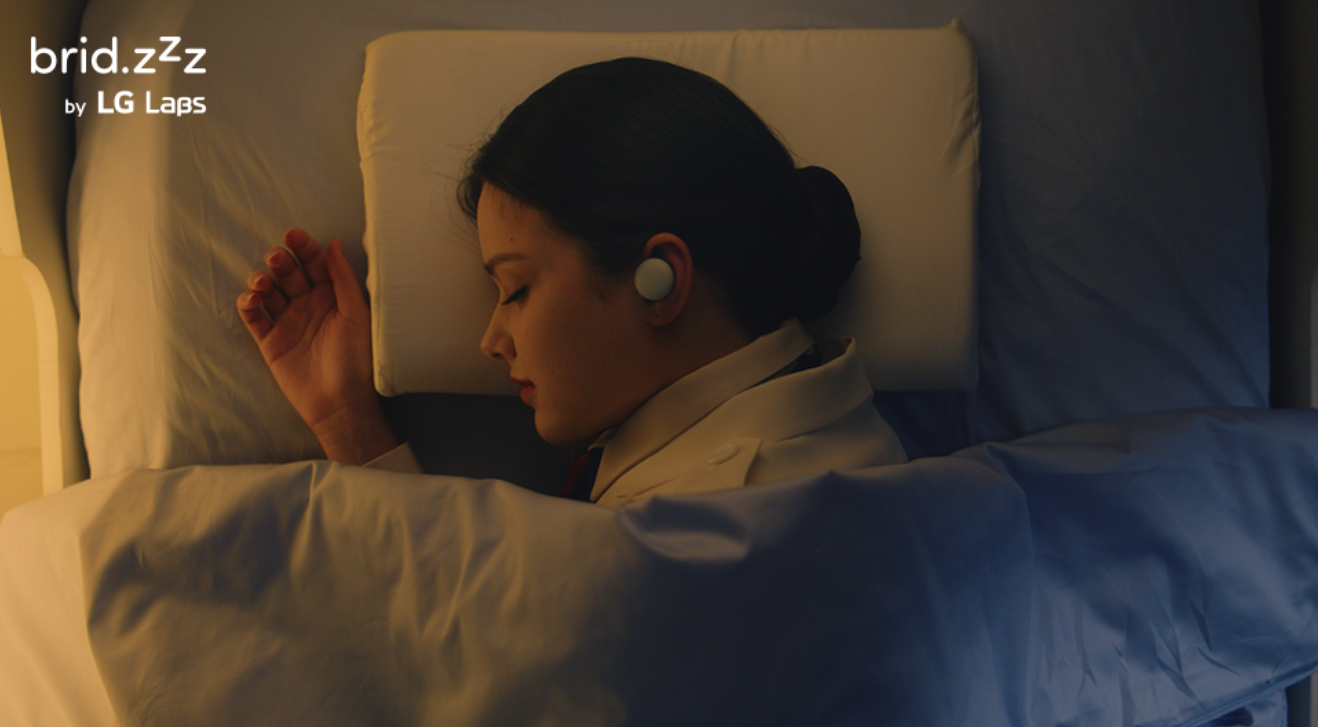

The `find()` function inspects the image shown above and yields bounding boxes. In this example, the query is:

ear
[638,233,693,327]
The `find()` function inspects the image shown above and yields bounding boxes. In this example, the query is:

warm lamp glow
[0,108,60,496]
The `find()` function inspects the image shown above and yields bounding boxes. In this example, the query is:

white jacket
[588,319,906,508]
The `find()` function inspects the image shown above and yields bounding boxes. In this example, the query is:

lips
[512,377,535,405]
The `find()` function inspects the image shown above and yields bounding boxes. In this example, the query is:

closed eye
[500,286,527,305]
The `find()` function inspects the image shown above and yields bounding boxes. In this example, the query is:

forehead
[477,187,571,266]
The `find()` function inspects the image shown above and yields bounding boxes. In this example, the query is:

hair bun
[791,165,861,321]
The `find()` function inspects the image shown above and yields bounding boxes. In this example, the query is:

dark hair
[458,57,860,337]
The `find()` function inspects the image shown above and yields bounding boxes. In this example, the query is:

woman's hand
[237,229,398,465]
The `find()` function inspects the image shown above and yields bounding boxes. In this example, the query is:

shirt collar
[590,318,814,500]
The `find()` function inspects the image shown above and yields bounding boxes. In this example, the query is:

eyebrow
[482,252,529,276]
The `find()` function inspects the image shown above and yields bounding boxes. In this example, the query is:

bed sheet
[69,0,1270,478]
[0,477,119,726]
[2,407,1312,726]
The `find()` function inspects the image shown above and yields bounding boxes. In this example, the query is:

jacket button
[705,443,740,465]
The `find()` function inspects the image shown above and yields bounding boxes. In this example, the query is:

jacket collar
[590,319,816,501]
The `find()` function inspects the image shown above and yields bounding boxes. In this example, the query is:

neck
[647,279,753,390]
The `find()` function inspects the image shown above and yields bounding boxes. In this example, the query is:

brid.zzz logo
[31,36,207,117]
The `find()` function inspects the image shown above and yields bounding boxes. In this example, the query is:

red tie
[562,445,604,501]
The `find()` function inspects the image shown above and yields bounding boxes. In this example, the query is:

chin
[534,410,605,447]
[533,412,576,446]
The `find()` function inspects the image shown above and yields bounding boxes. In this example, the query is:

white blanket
[75,460,1030,726]
[3,408,1316,726]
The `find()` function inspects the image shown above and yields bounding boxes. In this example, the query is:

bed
[2,0,1317,725]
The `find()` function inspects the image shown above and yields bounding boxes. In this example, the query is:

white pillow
[359,25,979,396]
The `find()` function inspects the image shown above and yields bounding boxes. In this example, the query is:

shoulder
[595,337,906,508]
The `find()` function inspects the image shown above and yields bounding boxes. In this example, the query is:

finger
[266,247,311,299]
[284,228,330,285]
[326,238,369,323]
[248,270,288,317]
[237,290,273,340]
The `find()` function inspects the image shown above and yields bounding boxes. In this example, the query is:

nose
[479,308,514,361]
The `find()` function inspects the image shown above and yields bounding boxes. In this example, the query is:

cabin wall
[0,0,91,501]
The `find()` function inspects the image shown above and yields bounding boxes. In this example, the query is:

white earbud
[634,257,675,301]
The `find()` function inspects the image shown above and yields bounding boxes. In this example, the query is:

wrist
[310,398,399,466]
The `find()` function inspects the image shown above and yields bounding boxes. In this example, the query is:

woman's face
[477,186,654,444]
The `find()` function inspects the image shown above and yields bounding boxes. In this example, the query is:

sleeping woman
[236,57,906,508]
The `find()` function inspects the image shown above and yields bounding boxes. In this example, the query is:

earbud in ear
[634,257,675,301]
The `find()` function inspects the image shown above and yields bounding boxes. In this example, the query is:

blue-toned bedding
[62,408,1316,726]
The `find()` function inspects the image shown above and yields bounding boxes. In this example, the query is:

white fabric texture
[364,441,423,473]
[3,408,1315,726]
[359,26,980,396]
[590,319,907,507]
[0,481,119,727]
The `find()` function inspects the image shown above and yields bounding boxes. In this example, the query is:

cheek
[535,311,600,384]
[530,294,623,401]
[515,295,583,376]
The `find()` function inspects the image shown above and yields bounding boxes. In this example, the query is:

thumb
[326,239,370,322]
